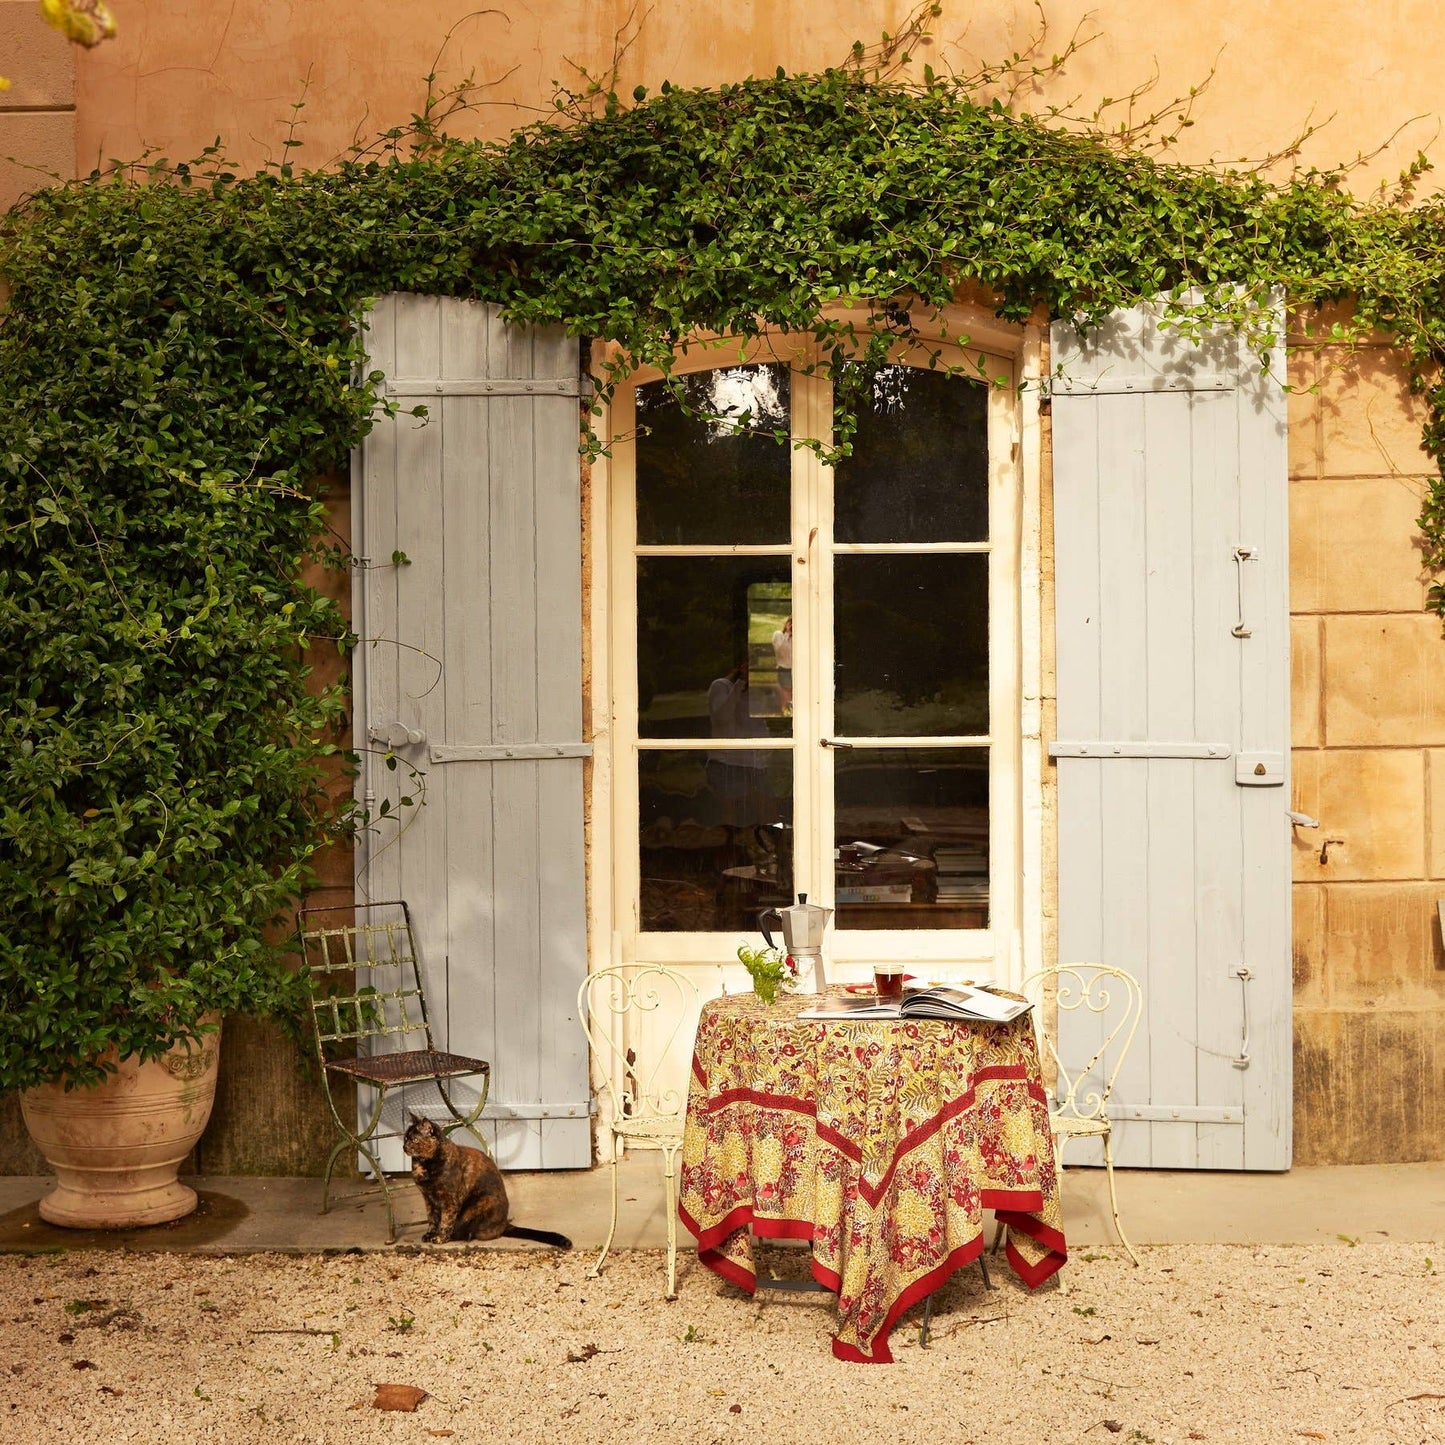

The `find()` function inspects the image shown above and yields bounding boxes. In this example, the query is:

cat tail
[503,1224,573,1249]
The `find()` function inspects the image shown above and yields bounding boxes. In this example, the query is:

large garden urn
[19,1027,221,1228]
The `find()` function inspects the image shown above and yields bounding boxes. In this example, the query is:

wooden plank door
[355,294,591,1169]
[1051,302,1292,1170]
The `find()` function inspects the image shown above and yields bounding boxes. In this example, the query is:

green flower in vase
[736,942,797,1004]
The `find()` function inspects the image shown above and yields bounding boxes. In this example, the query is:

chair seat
[1050,1112,1109,1139]
[325,1049,491,1087]
[612,1115,686,1144]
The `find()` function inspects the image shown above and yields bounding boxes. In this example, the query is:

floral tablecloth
[678,991,1066,1363]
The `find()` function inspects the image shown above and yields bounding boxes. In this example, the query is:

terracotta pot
[20,1026,221,1228]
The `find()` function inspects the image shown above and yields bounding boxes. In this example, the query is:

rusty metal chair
[297,900,491,1241]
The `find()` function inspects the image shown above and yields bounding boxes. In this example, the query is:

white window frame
[589,311,1044,989]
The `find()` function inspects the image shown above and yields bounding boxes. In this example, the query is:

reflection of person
[771,614,793,713]
[706,662,777,826]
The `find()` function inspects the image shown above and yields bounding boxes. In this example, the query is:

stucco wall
[6,1,1441,1170]
[65,1,1445,199]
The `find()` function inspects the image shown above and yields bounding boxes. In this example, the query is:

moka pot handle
[758,908,782,951]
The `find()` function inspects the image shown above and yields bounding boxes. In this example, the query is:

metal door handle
[820,738,854,749]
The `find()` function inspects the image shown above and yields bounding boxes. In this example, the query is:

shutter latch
[1231,546,1258,638]
[1232,966,1253,1069]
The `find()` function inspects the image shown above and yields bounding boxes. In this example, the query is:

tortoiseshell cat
[401,1117,572,1247]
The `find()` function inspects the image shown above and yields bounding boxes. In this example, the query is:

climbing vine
[4,34,1445,1088]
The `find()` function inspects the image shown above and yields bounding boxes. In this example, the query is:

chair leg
[990,1219,1006,1255]
[662,1141,681,1301]
[319,1077,398,1238]
[437,1074,493,1157]
[355,1142,396,1243]
[1102,1131,1140,1266]
[1051,1131,1069,1293]
[589,1136,621,1281]
[320,1138,349,1216]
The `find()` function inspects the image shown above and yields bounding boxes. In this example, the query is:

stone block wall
[1288,334,1445,1162]
[0,1,74,213]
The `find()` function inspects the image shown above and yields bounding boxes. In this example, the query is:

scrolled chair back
[577,964,700,1123]
[1024,963,1143,1126]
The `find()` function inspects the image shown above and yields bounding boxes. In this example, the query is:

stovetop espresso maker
[758,893,832,993]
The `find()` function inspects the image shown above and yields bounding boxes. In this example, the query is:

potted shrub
[0,586,344,1224]
[0,173,366,1226]
[0,500,347,1224]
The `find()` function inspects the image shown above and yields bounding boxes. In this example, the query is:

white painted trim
[1018,322,1044,993]
[601,309,1032,983]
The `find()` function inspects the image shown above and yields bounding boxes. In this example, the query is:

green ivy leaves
[1,66,1443,1088]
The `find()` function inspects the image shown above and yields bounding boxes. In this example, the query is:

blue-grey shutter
[1050,302,1291,1170]
[356,294,590,1169]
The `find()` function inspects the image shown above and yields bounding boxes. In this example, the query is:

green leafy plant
[6,24,1445,1097]
[736,943,796,1005]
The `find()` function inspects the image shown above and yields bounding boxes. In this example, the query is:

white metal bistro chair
[995,963,1144,1266]
[578,964,699,1300]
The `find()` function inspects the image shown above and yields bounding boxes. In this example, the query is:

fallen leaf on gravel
[567,1343,600,1363]
[729,1404,742,1414]
[1406,1394,1445,1402]
[57,1332,74,1344]
[99,1386,123,1397]
[426,1432,454,1438]
[1188,1434,1205,1440]
[1083,1335,1112,1345]
[71,1360,96,1371]
[1103,1423,1123,1435]
[1297,1433,1326,1440]
[1135,1337,1160,1345]
[373,1383,427,1412]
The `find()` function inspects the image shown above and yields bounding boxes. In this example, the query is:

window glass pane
[834,747,988,931]
[834,554,988,736]
[639,750,793,933]
[637,559,792,739]
[635,364,792,545]
[835,365,988,544]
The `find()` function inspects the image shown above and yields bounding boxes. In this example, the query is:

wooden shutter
[1050,301,1292,1170]
[355,294,591,1169]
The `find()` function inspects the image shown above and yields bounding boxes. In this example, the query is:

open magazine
[798,983,1031,1024]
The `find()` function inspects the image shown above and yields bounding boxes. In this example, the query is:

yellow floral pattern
[679,992,1066,1363]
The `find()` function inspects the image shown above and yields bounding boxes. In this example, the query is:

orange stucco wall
[72,1,1445,192]
[30,1,1445,1166]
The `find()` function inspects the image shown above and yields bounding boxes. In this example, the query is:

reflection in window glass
[638,751,793,933]
[636,364,791,545]
[834,747,988,931]
[835,365,988,544]
[637,560,792,739]
[835,554,988,736]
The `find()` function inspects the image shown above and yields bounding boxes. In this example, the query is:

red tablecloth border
[679,1191,1066,1365]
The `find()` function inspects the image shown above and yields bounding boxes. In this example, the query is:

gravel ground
[1,1240,1441,1444]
